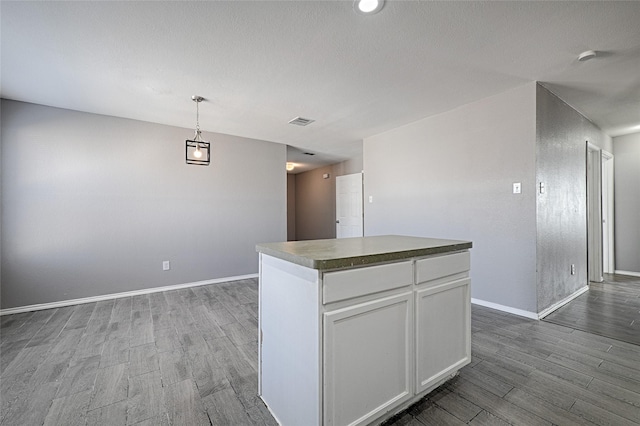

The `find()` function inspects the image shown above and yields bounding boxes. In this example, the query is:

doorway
[336,172,363,238]
[586,143,614,282]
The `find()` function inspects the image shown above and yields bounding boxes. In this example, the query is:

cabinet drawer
[323,261,413,304]
[416,251,470,284]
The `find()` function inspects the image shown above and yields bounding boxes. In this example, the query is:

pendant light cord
[195,100,201,142]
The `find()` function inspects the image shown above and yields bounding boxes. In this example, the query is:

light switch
[162,261,170,271]
[369,195,373,203]
[513,183,521,194]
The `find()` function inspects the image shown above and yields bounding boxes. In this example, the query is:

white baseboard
[537,285,588,319]
[0,274,258,316]
[615,270,640,278]
[471,298,538,320]
[472,284,589,321]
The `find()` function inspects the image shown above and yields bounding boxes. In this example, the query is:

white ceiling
[2,1,640,171]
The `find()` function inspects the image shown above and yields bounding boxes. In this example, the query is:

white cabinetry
[415,278,470,393]
[324,292,413,426]
[258,244,471,426]
[414,252,471,394]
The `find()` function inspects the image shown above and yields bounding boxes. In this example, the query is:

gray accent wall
[1,100,286,309]
[364,83,539,313]
[613,132,640,273]
[535,85,611,312]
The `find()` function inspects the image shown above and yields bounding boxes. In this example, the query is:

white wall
[332,154,363,177]
[1,100,287,309]
[364,83,538,313]
[613,132,640,274]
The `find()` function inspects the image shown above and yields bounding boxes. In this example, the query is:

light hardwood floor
[1,278,639,425]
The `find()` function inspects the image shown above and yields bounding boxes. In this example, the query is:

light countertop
[256,235,472,270]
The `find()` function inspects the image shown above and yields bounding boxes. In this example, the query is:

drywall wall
[613,132,640,274]
[332,154,363,177]
[1,100,286,309]
[287,173,296,241]
[294,165,336,241]
[535,84,612,312]
[292,157,364,241]
[0,100,2,304]
[364,83,538,313]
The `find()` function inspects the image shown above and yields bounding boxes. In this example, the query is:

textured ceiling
[2,1,640,171]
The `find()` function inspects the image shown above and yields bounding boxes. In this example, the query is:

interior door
[336,173,363,238]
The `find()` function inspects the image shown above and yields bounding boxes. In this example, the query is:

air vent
[288,117,315,126]
[303,152,315,156]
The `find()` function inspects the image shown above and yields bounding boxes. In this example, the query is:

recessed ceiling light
[578,50,597,61]
[354,0,384,15]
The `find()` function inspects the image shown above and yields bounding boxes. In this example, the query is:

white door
[323,292,413,426]
[336,173,363,238]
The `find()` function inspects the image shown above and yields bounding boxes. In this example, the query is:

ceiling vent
[288,117,315,126]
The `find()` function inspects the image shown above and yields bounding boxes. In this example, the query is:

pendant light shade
[186,95,210,166]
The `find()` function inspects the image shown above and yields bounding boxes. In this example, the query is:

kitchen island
[256,235,472,426]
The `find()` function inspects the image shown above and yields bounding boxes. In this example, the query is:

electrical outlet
[163,261,170,271]
[571,264,575,275]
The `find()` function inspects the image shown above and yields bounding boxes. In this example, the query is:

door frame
[601,150,615,274]
[586,142,603,283]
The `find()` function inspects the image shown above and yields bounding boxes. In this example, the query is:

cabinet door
[324,292,413,426]
[415,278,471,394]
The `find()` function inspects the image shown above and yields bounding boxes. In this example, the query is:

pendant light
[186,95,211,166]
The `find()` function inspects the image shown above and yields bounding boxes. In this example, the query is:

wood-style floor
[543,273,640,346]
[1,279,273,426]
[1,278,639,426]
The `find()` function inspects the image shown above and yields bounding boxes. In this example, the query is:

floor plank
[128,342,159,377]
[89,363,129,410]
[158,348,192,386]
[203,386,254,425]
[43,389,92,426]
[127,370,165,425]
[85,400,127,426]
[55,354,101,398]
[163,378,210,426]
